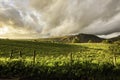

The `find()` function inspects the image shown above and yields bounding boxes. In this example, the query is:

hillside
[43,34,120,43]
[1,33,120,43]
[1,39,119,80]
[40,33,105,43]
[59,34,105,43]
[109,35,120,42]
[19,33,105,43]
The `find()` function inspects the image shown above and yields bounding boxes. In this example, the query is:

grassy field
[0,39,120,80]
[0,39,118,64]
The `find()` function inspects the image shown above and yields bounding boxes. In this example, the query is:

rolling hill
[1,33,120,43]
[36,33,105,43]
[48,33,120,43]
[109,35,120,42]
[57,33,104,43]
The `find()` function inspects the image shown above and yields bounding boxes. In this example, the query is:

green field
[0,39,120,80]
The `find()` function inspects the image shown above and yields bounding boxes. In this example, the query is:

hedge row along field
[0,39,120,80]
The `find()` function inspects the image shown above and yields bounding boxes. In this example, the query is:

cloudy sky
[0,0,120,39]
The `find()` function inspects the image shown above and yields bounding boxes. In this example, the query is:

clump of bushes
[72,37,79,43]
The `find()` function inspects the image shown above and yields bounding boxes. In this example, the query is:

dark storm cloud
[31,0,120,36]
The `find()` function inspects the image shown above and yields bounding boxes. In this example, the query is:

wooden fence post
[10,50,13,59]
[33,50,36,64]
[113,49,117,66]
[109,44,118,66]
[19,51,22,58]
[70,52,73,66]
[69,52,73,79]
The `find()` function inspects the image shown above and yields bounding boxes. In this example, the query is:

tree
[102,40,110,43]
[88,40,92,43]
[72,37,79,43]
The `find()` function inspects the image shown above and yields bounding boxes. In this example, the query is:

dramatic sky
[0,0,120,39]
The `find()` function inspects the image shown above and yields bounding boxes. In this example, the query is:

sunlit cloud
[0,0,120,39]
[0,26,8,35]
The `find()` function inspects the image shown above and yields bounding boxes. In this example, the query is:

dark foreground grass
[0,60,120,80]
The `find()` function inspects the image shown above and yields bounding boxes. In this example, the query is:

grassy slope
[0,39,109,55]
[35,33,105,43]
[0,39,118,64]
[0,39,120,79]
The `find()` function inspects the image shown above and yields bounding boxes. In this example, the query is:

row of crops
[0,39,120,80]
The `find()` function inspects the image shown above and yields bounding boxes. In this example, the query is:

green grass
[0,39,110,61]
[0,39,119,64]
[0,39,120,79]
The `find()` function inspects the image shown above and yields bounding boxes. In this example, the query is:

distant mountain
[109,35,120,42]
[55,33,105,43]
[1,33,119,43]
